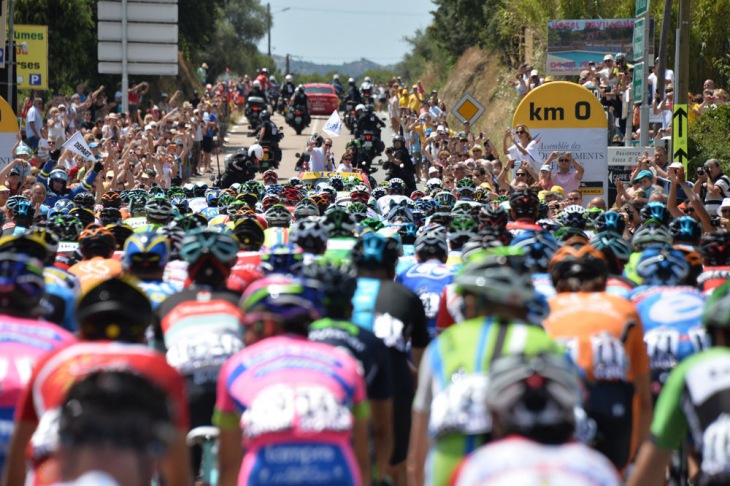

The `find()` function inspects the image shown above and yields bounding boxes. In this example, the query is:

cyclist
[506,189,542,232]
[227,217,266,293]
[2,277,191,486]
[67,225,123,293]
[629,280,730,486]
[0,252,76,474]
[135,196,173,233]
[122,232,179,309]
[214,276,371,486]
[407,248,562,486]
[54,371,175,486]
[304,262,395,482]
[545,244,652,471]
[396,224,454,338]
[153,228,243,476]
[450,353,620,485]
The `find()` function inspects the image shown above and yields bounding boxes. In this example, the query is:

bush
[689,104,730,175]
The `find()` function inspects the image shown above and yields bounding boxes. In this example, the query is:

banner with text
[513,81,607,206]
[14,25,48,90]
[547,19,636,76]
[62,131,95,161]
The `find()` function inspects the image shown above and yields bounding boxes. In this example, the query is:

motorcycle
[244,96,267,128]
[358,130,385,160]
[214,151,256,188]
[259,131,284,172]
[286,106,310,135]
[343,100,357,133]
[267,87,280,114]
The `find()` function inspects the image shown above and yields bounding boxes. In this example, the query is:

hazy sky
[257,0,435,66]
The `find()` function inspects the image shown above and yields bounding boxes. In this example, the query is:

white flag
[62,131,95,161]
[322,110,344,137]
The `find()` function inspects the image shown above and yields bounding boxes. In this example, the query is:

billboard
[547,19,636,76]
[14,25,48,90]
[513,82,607,206]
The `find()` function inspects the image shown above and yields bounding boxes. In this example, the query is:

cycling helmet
[536,218,561,233]
[263,169,278,183]
[181,184,195,199]
[259,110,270,122]
[157,226,184,261]
[300,262,357,316]
[231,217,265,250]
[179,228,239,266]
[99,207,123,226]
[76,276,152,342]
[248,144,263,160]
[166,186,185,198]
[669,216,702,246]
[392,135,405,145]
[451,201,473,217]
[6,195,29,215]
[631,222,672,251]
[171,214,206,232]
[557,205,587,229]
[123,232,170,272]
[456,178,476,189]
[480,225,514,247]
[428,212,453,228]
[426,178,443,193]
[410,190,425,201]
[69,207,95,228]
[73,192,96,210]
[640,201,671,226]
[260,243,304,276]
[105,223,134,250]
[265,184,283,197]
[590,231,633,269]
[548,244,608,285]
[241,276,322,330]
[294,198,320,219]
[13,199,35,223]
[323,206,356,237]
[584,207,604,228]
[511,230,560,272]
[127,196,148,217]
[448,216,478,250]
[328,174,344,192]
[48,215,84,242]
[478,204,509,229]
[279,186,301,206]
[100,191,122,209]
[385,204,414,224]
[317,184,336,202]
[486,353,580,441]
[553,226,590,246]
[593,210,625,235]
[145,197,173,224]
[291,217,328,254]
[78,225,116,257]
[351,232,400,269]
[0,233,50,263]
[193,182,208,198]
[509,189,540,220]
[700,232,730,266]
[704,280,730,329]
[370,187,387,201]
[391,222,418,245]
[455,247,534,305]
[636,246,690,286]
[434,191,456,210]
[348,202,369,223]
[415,224,448,261]
[264,204,292,228]
[50,199,76,217]
[0,252,46,312]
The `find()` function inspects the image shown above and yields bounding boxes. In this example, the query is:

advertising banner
[547,19,636,76]
[513,82,607,206]
[0,95,19,169]
[14,25,48,90]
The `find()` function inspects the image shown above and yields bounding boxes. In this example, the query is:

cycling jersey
[309,318,393,400]
[450,435,621,486]
[133,222,163,233]
[137,279,179,310]
[213,335,370,486]
[263,226,289,249]
[67,257,124,293]
[163,259,189,289]
[545,291,650,470]
[323,237,356,263]
[41,266,81,332]
[227,251,264,293]
[122,216,147,229]
[395,260,455,338]
[413,317,563,486]
[651,348,730,484]
[697,265,730,295]
[15,342,188,486]
[0,317,76,473]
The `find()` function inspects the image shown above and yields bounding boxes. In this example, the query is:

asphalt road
[195,109,394,185]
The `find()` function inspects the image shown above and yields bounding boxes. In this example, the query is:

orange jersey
[545,291,649,383]
[68,257,124,293]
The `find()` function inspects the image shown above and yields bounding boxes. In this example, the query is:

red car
[304,83,339,115]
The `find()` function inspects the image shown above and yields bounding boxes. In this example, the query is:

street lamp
[267,3,290,57]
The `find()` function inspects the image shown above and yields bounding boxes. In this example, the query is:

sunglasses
[684,207,696,213]
[324,144,332,147]
[568,196,581,201]
[342,157,351,161]
[559,158,569,162]
[516,172,527,177]
[515,130,526,134]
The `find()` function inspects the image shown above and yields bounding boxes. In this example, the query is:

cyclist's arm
[353,413,371,486]
[370,398,394,482]
[217,427,243,486]
[0,420,35,486]
[407,346,435,486]
[626,442,672,486]
[627,317,653,453]
[163,431,194,486]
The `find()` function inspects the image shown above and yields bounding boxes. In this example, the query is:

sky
[256,0,435,66]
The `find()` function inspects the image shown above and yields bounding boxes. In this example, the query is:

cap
[16,145,31,156]
[678,201,688,211]
[89,142,99,149]
[530,69,539,76]
[550,185,564,196]
[436,125,446,133]
[669,162,684,169]
[429,167,440,174]
[57,104,66,109]
[8,167,20,176]
[540,164,552,172]
[0,185,8,192]
[604,54,614,61]
[718,198,730,216]
[632,169,654,184]
[580,70,590,78]
[160,92,168,98]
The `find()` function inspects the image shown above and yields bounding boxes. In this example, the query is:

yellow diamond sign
[451,93,485,124]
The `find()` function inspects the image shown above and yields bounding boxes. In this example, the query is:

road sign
[633,18,645,61]
[451,93,485,125]
[632,62,645,102]
[636,0,648,17]
[14,25,48,90]
[672,104,688,169]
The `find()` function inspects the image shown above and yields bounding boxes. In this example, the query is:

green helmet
[455,247,535,307]
[704,281,730,329]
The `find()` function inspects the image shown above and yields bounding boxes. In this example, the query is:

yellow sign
[513,81,606,129]
[580,187,604,195]
[301,171,361,180]
[14,25,48,90]
[451,93,485,124]
[672,104,688,170]
[0,95,19,169]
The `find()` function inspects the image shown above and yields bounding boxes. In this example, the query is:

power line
[283,6,430,17]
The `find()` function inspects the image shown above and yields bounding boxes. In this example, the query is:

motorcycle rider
[332,74,344,97]
[360,76,374,104]
[255,67,272,93]
[280,74,296,112]
[384,135,416,194]
[256,110,282,167]
[217,148,257,187]
[356,104,386,141]
[249,79,267,102]
[347,77,363,105]
[290,85,311,126]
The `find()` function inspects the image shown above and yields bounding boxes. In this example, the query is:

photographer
[383,135,416,193]
[693,158,730,215]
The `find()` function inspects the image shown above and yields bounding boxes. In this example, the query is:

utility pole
[656,0,673,99]
[676,0,689,105]
[267,2,271,57]
[7,0,13,111]
[285,54,290,75]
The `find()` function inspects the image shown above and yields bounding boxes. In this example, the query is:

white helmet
[355,104,365,112]
[364,76,371,83]
[253,80,261,88]
[248,144,263,160]
[348,77,355,84]
[286,74,293,82]
[269,75,276,82]
[333,74,339,80]
[297,84,304,90]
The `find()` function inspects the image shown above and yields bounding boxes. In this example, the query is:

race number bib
[702,414,730,478]
[166,332,243,376]
[591,332,629,381]
[429,373,491,438]
[373,313,406,351]
[644,327,681,370]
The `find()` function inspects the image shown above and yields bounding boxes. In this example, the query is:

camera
[697,168,705,176]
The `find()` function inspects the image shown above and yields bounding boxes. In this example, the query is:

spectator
[545,151,584,194]
[694,158,730,215]
[25,98,43,150]
[502,125,542,174]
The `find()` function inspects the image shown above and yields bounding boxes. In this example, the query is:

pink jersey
[0,317,76,472]
[214,335,369,486]
[450,436,620,486]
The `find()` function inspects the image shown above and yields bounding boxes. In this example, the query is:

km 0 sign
[528,100,593,121]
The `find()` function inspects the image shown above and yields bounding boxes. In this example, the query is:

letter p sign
[29,74,41,86]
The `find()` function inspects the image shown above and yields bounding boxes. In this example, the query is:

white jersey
[452,436,620,486]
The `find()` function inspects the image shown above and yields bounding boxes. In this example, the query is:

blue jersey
[199,207,220,220]
[630,285,709,371]
[396,260,455,338]
[137,280,180,310]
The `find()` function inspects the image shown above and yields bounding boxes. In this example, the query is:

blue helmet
[511,230,560,272]
[122,232,170,272]
[636,246,690,286]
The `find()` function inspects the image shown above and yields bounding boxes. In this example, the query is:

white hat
[718,198,730,216]
[604,54,614,61]
[428,166,439,174]
[436,125,445,133]
[540,164,552,172]
[530,69,539,76]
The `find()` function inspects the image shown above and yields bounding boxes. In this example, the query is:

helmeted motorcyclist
[289,85,311,125]
[255,67,272,92]
[360,76,374,102]
[331,74,344,97]
[257,110,282,166]
[38,161,102,206]
[249,79,266,102]
[355,104,385,140]
[280,74,296,107]
[346,78,363,105]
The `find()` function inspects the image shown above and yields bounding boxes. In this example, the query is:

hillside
[434,47,519,143]
[272,55,394,77]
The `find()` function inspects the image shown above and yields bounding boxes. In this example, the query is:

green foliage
[688,104,730,173]
[397,27,452,85]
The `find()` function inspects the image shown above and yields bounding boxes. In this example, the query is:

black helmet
[509,189,539,220]
[260,110,271,121]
